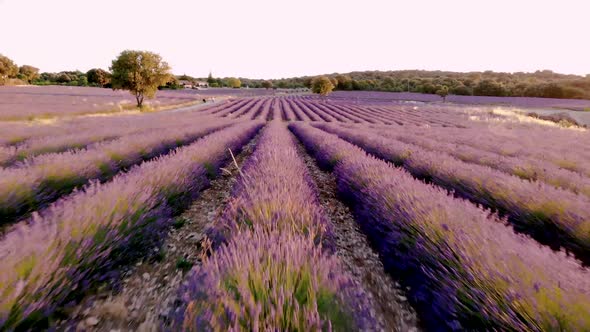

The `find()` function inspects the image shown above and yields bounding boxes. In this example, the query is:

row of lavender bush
[0,122,263,330]
[370,125,590,197]
[290,122,590,330]
[0,123,198,168]
[0,120,229,222]
[228,98,266,119]
[0,106,218,147]
[399,123,590,177]
[280,97,305,121]
[200,98,249,115]
[316,123,590,263]
[298,95,466,126]
[0,111,230,167]
[216,98,260,117]
[177,123,374,331]
[369,104,463,127]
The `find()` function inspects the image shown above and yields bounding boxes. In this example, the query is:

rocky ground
[295,139,420,332]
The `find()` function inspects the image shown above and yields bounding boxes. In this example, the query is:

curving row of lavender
[369,125,590,197]
[0,113,228,167]
[290,122,590,330]
[0,106,226,148]
[177,123,375,331]
[0,122,263,330]
[393,123,590,177]
[315,123,590,263]
[0,120,230,222]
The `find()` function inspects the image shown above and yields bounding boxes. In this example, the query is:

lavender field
[1,90,590,331]
[0,86,280,121]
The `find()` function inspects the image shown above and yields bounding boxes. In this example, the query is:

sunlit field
[1,87,589,331]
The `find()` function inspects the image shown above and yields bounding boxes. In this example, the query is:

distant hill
[235,69,590,100]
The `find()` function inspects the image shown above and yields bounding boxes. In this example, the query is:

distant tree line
[242,70,590,100]
[1,54,41,85]
[3,52,590,100]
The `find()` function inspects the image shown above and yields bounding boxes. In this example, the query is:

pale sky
[1,0,589,79]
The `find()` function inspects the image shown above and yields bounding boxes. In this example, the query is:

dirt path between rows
[58,135,260,332]
[294,137,420,332]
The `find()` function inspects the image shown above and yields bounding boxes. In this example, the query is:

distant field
[0,86,303,121]
[1,90,589,331]
[0,86,203,120]
[330,90,590,110]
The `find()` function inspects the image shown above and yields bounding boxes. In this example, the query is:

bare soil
[294,137,420,332]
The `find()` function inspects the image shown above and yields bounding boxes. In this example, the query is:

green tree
[207,72,215,85]
[56,72,73,83]
[164,76,182,89]
[18,65,39,83]
[77,75,88,86]
[436,85,449,102]
[86,68,111,87]
[311,76,335,96]
[227,77,241,88]
[474,79,507,97]
[335,75,352,90]
[110,50,172,107]
[0,54,18,84]
[261,80,273,89]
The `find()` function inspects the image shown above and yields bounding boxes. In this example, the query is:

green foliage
[335,74,353,90]
[207,72,215,85]
[261,80,273,89]
[239,69,590,100]
[311,76,335,96]
[172,217,187,229]
[77,75,88,86]
[226,77,241,88]
[436,85,449,101]
[451,84,472,95]
[176,257,193,272]
[0,54,18,84]
[474,79,508,96]
[110,50,172,107]
[56,73,72,83]
[86,68,111,87]
[162,76,183,90]
[18,65,39,83]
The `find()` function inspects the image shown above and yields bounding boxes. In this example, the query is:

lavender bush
[290,122,590,330]
[179,123,374,331]
[397,123,590,177]
[225,98,260,118]
[0,107,228,151]
[200,98,249,115]
[179,229,371,331]
[315,123,590,262]
[287,98,320,121]
[209,122,332,247]
[371,126,590,197]
[284,97,306,121]
[0,122,262,330]
[0,121,229,222]
[0,113,228,167]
